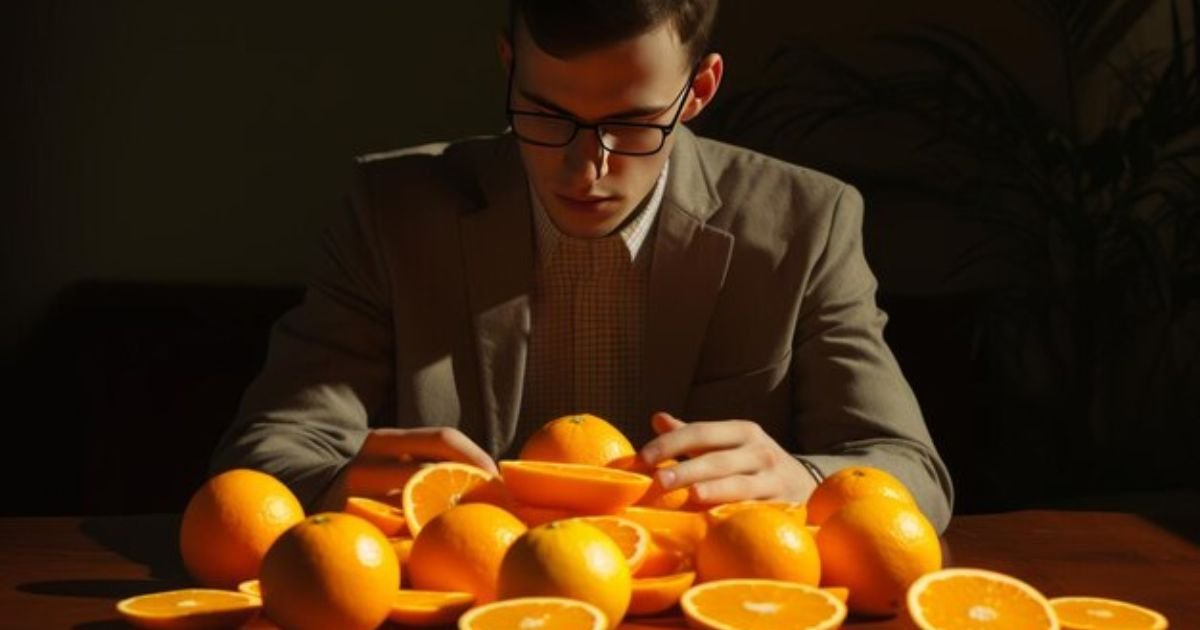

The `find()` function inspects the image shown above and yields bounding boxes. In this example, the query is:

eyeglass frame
[504,58,698,157]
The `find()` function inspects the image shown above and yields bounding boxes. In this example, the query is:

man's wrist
[794,456,825,485]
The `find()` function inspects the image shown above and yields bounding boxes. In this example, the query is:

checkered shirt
[512,164,668,453]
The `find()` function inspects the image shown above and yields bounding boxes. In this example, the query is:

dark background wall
[4,1,1193,515]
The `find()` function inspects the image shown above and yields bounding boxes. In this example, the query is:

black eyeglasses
[506,61,695,157]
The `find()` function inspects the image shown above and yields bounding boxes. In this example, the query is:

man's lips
[556,193,617,212]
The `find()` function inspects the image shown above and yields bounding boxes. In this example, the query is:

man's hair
[509,0,719,66]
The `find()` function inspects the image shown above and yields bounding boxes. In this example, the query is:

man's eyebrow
[518,88,670,121]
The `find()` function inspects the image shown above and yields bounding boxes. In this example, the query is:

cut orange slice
[629,571,696,616]
[343,495,407,536]
[1049,596,1167,629]
[236,579,260,597]
[707,500,807,525]
[401,462,494,535]
[458,596,607,630]
[681,579,847,630]
[619,506,708,553]
[387,589,474,627]
[637,534,694,578]
[908,568,1059,630]
[570,515,650,574]
[510,503,580,526]
[116,589,261,630]
[498,460,651,514]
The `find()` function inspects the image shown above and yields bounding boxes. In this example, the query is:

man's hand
[639,412,819,505]
[317,427,497,510]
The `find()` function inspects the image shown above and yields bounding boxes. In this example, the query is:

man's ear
[681,53,724,123]
[497,31,514,76]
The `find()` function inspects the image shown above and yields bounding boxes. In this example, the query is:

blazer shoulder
[350,135,510,213]
[694,135,849,210]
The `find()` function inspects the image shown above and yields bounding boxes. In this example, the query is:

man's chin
[547,204,630,239]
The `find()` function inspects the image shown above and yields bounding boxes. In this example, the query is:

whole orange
[816,496,942,616]
[259,512,399,630]
[408,503,527,603]
[519,413,635,466]
[179,468,304,588]
[695,506,821,586]
[806,466,917,526]
[498,519,632,630]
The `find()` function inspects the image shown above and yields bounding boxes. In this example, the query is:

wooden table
[2,500,1198,628]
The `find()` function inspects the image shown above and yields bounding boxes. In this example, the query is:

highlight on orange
[519,413,636,466]
[498,460,651,514]
[681,579,847,630]
[696,506,821,586]
[259,512,400,630]
[179,468,304,589]
[817,496,942,616]
[498,519,632,630]
[907,568,1059,630]
[116,589,262,630]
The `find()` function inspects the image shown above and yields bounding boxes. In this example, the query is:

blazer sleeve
[209,165,393,510]
[792,184,955,532]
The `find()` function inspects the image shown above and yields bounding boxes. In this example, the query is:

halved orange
[637,534,694,578]
[344,496,407,536]
[510,503,580,527]
[570,515,650,574]
[619,506,708,553]
[236,579,260,597]
[116,589,261,630]
[908,568,1059,629]
[629,571,696,616]
[401,462,494,535]
[498,460,650,514]
[458,596,607,630]
[681,579,847,630]
[1049,596,1167,629]
[707,500,807,525]
[387,590,475,627]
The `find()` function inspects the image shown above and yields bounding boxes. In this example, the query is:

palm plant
[699,0,1200,502]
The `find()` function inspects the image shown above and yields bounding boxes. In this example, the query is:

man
[212,0,954,531]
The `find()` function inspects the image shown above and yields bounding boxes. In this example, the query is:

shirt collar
[530,160,668,267]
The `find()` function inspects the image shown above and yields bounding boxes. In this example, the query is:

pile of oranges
[116,413,1168,629]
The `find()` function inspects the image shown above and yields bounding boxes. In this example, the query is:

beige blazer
[212,127,954,531]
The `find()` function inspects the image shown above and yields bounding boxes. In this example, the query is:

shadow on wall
[3,282,303,517]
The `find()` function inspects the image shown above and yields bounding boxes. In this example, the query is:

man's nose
[563,127,609,182]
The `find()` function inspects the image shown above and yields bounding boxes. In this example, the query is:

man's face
[504,21,717,239]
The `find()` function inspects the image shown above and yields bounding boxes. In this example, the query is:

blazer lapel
[459,137,534,456]
[641,128,734,423]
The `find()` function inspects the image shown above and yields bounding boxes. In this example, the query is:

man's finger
[651,412,686,435]
[659,447,757,490]
[641,420,750,464]
[691,473,773,505]
[359,427,498,474]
